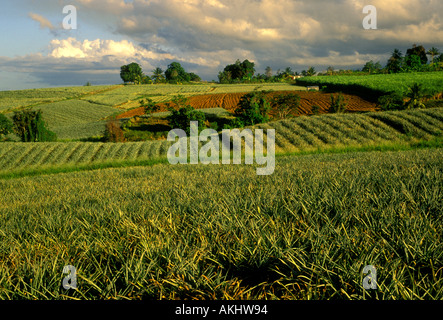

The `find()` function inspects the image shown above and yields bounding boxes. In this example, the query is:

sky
[0,0,442,90]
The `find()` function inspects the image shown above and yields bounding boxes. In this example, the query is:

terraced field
[79,83,305,109]
[116,91,377,119]
[1,83,308,140]
[1,107,441,175]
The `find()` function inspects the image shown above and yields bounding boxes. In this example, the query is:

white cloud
[48,38,174,62]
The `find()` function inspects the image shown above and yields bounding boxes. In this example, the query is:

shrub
[234,91,271,126]
[329,93,347,113]
[405,83,427,109]
[168,106,206,135]
[377,93,405,111]
[12,109,57,142]
[311,105,321,115]
[0,114,13,139]
[272,93,301,119]
[104,120,126,142]
[222,117,245,130]
[139,98,160,116]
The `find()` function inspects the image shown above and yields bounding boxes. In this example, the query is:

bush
[104,120,125,142]
[139,98,160,116]
[272,93,301,119]
[0,114,13,139]
[329,93,347,113]
[234,91,271,126]
[12,109,57,142]
[222,117,245,130]
[311,105,321,115]
[377,93,405,111]
[405,83,427,109]
[168,106,206,135]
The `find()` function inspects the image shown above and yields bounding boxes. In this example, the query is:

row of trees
[339,45,443,76]
[120,44,441,85]
[120,62,201,84]
[218,60,318,84]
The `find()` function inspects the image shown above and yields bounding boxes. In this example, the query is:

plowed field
[116,91,377,119]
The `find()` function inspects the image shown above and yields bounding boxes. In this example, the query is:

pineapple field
[0,78,442,301]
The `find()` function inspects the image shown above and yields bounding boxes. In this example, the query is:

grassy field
[0,148,441,299]
[296,72,443,98]
[0,107,441,177]
[0,85,119,112]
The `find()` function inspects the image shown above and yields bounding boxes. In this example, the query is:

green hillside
[296,72,443,98]
[0,107,442,178]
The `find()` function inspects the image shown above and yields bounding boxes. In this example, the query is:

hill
[0,83,305,140]
[0,107,441,178]
[296,72,443,99]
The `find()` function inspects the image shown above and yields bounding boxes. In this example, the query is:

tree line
[120,62,201,85]
[120,44,442,86]
[319,44,442,76]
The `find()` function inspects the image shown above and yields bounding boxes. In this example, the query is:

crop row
[1,107,441,172]
[0,140,174,172]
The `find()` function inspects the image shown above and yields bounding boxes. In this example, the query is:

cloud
[48,37,174,61]
[0,38,177,87]
[3,0,443,88]
[29,12,55,30]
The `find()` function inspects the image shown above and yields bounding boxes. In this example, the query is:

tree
[329,93,347,113]
[306,66,316,76]
[377,93,405,111]
[12,109,57,142]
[272,93,300,119]
[404,54,422,71]
[141,75,152,84]
[265,66,273,79]
[188,72,201,82]
[165,62,191,82]
[152,67,165,83]
[167,97,206,135]
[386,49,403,73]
[218,70,232,84]
[139,98,160,116]
[427,47,440,64]
[284,67,294,76]
[234,91,270,126]
[222,59,255,82]
[0,114,13,139]
[406,44,428,65]
[241,59,255,80]
[405,83,426,109]
[326,66,335,75]
[120,62,144,84]
[362,60,382,73]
